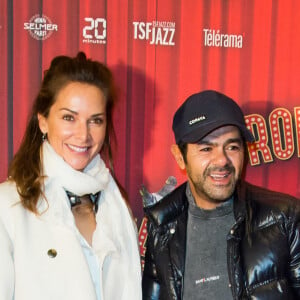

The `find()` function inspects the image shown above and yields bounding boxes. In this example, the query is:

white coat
[0,177,142,300]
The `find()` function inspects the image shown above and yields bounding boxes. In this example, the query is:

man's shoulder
[144,182,188,227]
[240,181,300,215]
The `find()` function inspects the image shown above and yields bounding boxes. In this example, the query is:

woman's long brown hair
[8,52,117,214]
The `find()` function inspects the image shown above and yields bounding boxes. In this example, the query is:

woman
[0,52,142,300]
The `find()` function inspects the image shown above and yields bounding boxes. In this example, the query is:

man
[142,90,300,299]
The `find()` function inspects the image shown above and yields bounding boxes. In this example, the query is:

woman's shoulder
[0,179,18,192]
[0,180,20,208]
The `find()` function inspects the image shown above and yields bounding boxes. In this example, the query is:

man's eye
[63,115,74,121]
[200,147,212,152]
[227,145,241,151]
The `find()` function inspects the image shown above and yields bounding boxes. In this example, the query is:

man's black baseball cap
[172,90,255,144]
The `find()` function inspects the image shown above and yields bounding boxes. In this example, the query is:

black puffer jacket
[142,181,300,299]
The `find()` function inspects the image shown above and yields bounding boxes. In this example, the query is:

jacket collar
[144,182,188,227]
[145,180,253,227]
[233,180,247,220]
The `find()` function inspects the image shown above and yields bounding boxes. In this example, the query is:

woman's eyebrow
[59,108,105,118]
[59,108,78,114]
[90,113,105,117]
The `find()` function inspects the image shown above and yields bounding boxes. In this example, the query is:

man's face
[172,126,245,209]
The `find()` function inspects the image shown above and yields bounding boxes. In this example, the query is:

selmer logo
[189,116,206,125]
[203,28,243,48]
[24,14,58,40]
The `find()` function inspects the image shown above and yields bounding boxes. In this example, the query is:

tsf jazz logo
[133,21,175,46]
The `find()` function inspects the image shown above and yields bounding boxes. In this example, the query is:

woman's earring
[42,133,48,142]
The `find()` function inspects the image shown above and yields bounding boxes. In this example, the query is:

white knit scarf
[42,141,110,196]
[41,141,142,299]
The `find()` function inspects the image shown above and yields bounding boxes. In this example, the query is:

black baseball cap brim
[179,119,255,143]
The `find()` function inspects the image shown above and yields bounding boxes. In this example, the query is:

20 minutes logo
[82,17,106,45]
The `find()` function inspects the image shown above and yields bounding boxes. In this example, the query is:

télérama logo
[203,28,244,48]
[24,14,58,41]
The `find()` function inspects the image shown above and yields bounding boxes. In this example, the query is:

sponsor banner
[2,1,300,252]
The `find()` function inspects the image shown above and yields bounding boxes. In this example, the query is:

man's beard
[188,164,238,205]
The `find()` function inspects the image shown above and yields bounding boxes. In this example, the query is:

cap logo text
[189,116,206,125]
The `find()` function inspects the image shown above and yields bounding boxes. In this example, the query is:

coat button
[230,229,234,235]
[47,249,57,258]
[170,228,175,234]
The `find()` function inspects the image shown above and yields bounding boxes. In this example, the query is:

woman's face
[38,81,107,171]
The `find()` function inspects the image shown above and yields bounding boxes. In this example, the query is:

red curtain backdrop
[1,0,300,226]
